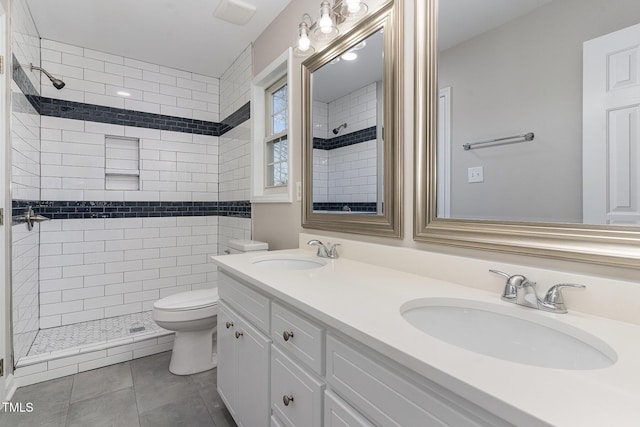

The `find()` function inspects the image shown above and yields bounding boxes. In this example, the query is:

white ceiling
[314,29,384,103]
[25,0,292,77]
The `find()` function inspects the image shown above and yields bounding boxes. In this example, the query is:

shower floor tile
[28,311,166,356]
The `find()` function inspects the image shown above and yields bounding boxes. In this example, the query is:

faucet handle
[307,239,328,257]
[541,283,586,313]
[489,269,519,300]
[489,269,510,279]
[327,243,340,259]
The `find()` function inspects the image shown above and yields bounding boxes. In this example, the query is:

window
[251,48,292,203]
[265,78,288,187]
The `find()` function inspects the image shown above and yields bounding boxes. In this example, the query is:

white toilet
[152,239,268,375]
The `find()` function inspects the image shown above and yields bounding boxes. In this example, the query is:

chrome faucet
[490,270,585,314]
[307,239,340,259]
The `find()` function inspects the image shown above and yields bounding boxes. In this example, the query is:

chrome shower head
[332,123,347,135]
[30,63,65,90]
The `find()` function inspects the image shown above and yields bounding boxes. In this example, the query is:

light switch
[468,166,484,183]
[296,182,302,201]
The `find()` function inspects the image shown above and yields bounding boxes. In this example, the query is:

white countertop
[211,249,640,426]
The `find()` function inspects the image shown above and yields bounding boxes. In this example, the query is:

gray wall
[439,0,640,222]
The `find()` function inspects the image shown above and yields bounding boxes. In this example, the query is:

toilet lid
[154,288,219,311]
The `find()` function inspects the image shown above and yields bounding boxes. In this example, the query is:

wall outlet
[296,181,302,201]
[468,166,484,183]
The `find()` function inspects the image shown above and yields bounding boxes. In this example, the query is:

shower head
[30,63,65,89]
[332,123,347,135]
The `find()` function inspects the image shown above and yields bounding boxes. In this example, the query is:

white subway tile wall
[14,333,175,387]
[219,45,252,237]
[40,116,219,202]
[9,31,255,381]
[41,39,221,122]
[326,141,378,203]
[328,82,378,134]
[38,217,219,328]
[312,82,379,204]
[11,0,41,361]
[220,45,252,120]
[13,0,40,91]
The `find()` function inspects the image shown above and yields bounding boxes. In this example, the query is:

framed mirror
[415,0,640,268]
[302,1,403,238]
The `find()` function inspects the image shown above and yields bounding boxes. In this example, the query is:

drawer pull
[282,330,294,341]
[225,321,234,329]
[282,394,294,406]
[235,331,243,339]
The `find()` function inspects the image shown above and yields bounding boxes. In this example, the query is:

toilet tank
[226,239,268,254]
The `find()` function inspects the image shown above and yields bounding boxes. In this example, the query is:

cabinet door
[217,303,238,418]
[236,314,271,427]
[271,346,324,427]
[325,391,374,427]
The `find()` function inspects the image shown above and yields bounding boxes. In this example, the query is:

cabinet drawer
[271,346,324,427]
[325,391,374,427]
[326,335,510,427]
[219,271,270,334]
[272,302,324,375]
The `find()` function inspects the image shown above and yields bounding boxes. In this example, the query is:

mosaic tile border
[12,199,252,219]
[313,126,377,150]
[313,202,378,213]
[39,97,229,136]
[12,55,249,137]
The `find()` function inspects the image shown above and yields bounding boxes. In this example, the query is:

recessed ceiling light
[117,91,131,97]
[341,51,358,61]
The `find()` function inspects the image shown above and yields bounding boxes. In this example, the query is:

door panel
[584,23,640,224]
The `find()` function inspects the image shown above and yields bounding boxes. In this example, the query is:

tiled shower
[9,0,252,382]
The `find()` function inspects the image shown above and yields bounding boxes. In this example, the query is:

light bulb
[298,22,311,51]
[298,33,310,51]
[318,1,333,34]
[319,14,333,33]
[346,0,361,14]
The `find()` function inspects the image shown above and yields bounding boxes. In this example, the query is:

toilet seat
[153,288,219,311]
[152,289,219,324]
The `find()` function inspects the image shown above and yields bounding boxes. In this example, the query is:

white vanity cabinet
[270,302,326,427]
[217,273,271,427]
[325,335,510,427]
[217,269,513,427]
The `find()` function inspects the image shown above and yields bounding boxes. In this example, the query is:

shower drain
[129,326,146,333]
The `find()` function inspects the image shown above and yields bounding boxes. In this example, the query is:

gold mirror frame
[302,1,403,238]
[414,0,640,268]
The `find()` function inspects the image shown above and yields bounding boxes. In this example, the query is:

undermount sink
[400,298,617,370]
[252,254,328,270]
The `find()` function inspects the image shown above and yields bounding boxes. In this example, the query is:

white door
[437,87,451,218]
[0,0,8,401]
[583,23,640,225]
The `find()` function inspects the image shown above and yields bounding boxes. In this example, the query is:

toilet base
[169,328,217,375]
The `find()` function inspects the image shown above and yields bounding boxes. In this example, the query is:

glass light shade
[318,2,334,34]
[346,0,361,13]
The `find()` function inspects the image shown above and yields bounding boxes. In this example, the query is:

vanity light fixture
[116,91,131,97]
[294,0,369,57]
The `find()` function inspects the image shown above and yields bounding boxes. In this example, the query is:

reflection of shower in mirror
[332,122,348,134]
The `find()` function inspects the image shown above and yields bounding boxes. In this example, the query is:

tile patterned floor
[0,351,237,427]
[28,312,165,356]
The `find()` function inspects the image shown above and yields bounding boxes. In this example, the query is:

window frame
[250,48,294,203]
[264,77,288,188]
